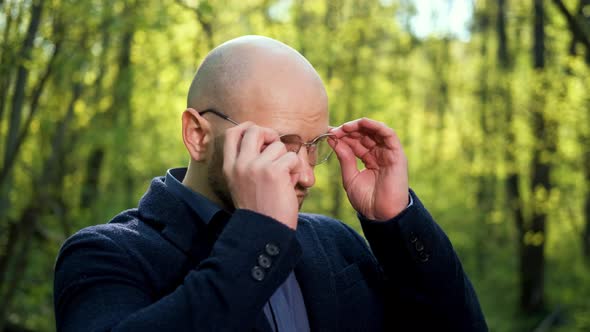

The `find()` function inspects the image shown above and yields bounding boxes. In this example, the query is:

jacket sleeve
[358,189,488,331]
[54,209,301,332]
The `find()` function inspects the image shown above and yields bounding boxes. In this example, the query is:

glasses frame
[198,108,335,165]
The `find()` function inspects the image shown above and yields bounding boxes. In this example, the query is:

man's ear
[182,108,213,162]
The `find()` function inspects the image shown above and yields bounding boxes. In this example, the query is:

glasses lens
[311,135,335,165]
[279,134,335,166]
[280,135,303,153]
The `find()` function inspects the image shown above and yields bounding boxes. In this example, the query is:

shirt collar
[165,167,223,225]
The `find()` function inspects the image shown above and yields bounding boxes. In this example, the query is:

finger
[355,121,401,150]
[332,136,360,185]
[329,126,346,139]
[340,136,378,168]
[223,121,255,168]
[342,118,392,136]
[331,119,378,136]
[342,122,401,150]
[327,136,337,149]
[239,125,280,159]
[258,140,288,163]
[340,136,370,158]
[330,120,369,138]
[273,151,302,174]
[359,135,377,150]
[337,131,392,150]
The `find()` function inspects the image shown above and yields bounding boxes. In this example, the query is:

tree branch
[551,0,590,52]
[173,0,214,49]
[2,0,44,171]
[0,15,62,189]
[174,0,197,11]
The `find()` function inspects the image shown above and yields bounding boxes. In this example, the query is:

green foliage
[1,0,589,331]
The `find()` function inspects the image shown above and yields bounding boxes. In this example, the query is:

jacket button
[414,240,424,252]
[409,232,418,243]
[258,254,272,268]
[265,243,280,256]
[251,266,265,281]
[419,251,430,262]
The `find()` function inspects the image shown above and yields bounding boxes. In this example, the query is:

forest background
[1,0,590,331]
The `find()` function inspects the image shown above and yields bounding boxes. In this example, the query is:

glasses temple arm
[198,109,240,126]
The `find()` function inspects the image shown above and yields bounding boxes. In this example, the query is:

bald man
[54,36,487,331]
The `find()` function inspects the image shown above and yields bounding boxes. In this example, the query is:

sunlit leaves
[1,0,590,330]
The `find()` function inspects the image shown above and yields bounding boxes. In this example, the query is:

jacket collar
[137,176,200,254]
[164,168,223,225]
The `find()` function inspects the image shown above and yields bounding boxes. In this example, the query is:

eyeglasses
[199,109,336,166]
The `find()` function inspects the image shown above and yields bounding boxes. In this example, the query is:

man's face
[207,62,329,211]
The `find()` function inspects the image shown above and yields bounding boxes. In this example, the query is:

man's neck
[182,162,228,210]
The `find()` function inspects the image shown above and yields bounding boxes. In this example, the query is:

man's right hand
[223,122,302,230]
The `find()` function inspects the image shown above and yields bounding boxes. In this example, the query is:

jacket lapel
[138,177,199,255]
[294,218,339,331]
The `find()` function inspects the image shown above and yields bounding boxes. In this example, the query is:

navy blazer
[54,176,487,331]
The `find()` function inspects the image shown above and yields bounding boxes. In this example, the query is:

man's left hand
[329,118,409,221]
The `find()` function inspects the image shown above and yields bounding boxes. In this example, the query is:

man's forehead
[273,117,330,140]
[232,109,328,138]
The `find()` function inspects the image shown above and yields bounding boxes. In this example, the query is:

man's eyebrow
[276,126,331,141]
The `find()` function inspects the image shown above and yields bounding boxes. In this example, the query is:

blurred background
[1,0,589,331]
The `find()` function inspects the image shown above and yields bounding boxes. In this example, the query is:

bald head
[187,35,327,121]
[182,36,330,211]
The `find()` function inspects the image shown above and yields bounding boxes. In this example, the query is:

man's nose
[296,147,316,188]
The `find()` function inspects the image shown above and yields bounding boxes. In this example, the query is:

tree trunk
[0,204,38,332]
[496,0,510,68]
[0,27,62,189]
[584,144,590,261]
[0,0,45,225]
[552,0,590,56]
[564,0,590,264]
[1,0,44,183]
[0,80,83,330]
[330,22,363,220]
[0,0,27,123]
[497,0,529,305]
[0,4,47,312]
[425,39,450,169]
[115,11,136,208]
[174,0,215,53]
[321,0,344,220]
[520,0,553,313]
[0,222,20,293]
[497,0,524,236]
[533,0,545,70]
[474,0,494,276]
[79,4,112,216]
[0,0,17,124]
[0,16,62,256]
